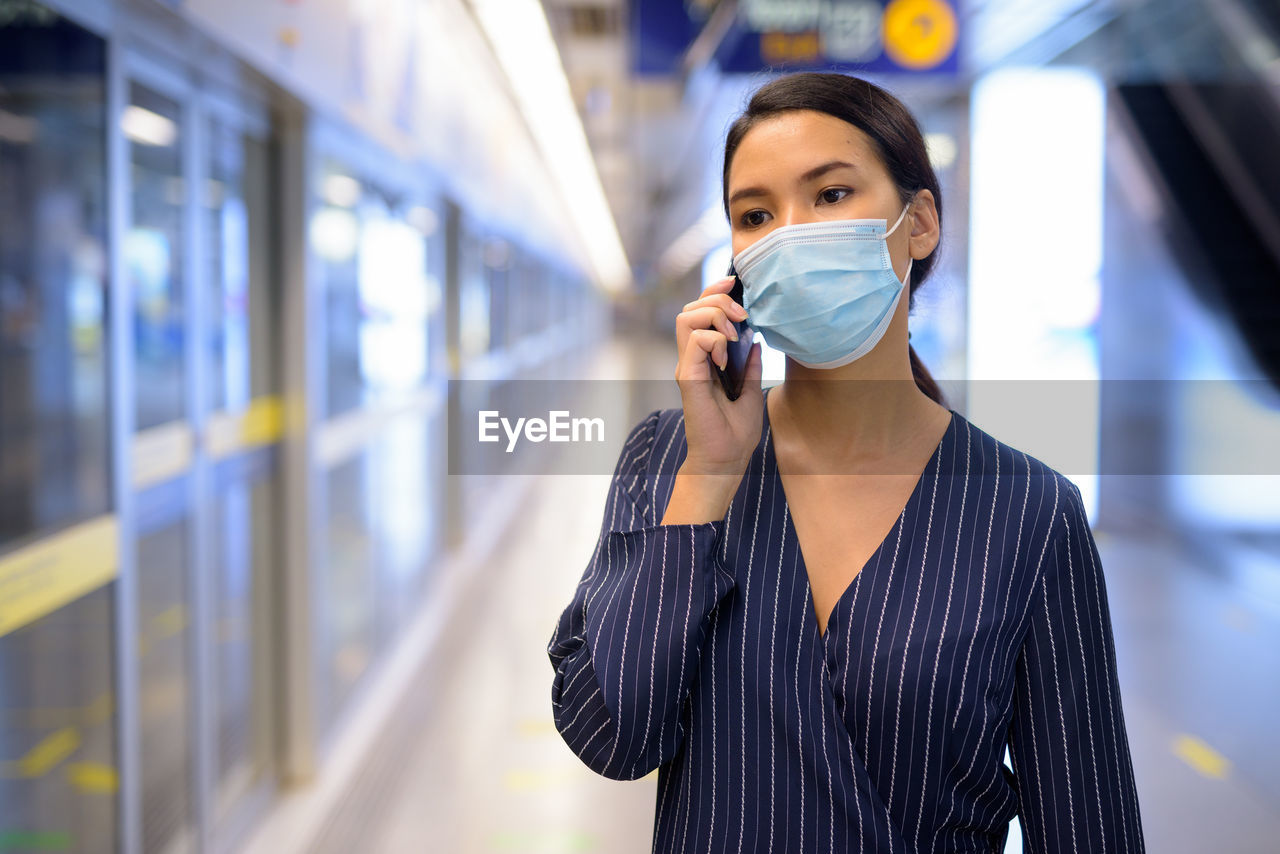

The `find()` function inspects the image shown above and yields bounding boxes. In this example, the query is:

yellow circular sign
[882,0,958,70]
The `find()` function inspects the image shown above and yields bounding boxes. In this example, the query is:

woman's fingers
[673,328,727,387]
[687,328,727,371]
[677,305,739,347]
[669,276,766,479]
[700,275,735,297]
[681,292,748,321]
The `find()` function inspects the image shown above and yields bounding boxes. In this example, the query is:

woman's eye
[818,187,851,205]
[740,209,769,228]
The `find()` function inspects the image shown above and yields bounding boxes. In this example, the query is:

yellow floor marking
[0,726,81,778]
[516,718,557,737]
[502,762,658,791]
[150,604,187,640]
[1172,733,1231,779]
[487,829,597,852]
[502,766,592,791]
[67,761,119,794]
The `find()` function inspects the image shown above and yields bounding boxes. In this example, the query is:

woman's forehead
[729,111,882,185]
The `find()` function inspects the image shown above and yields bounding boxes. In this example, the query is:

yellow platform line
[0,726,81,779]
[150,604,187,641]
[67,761,118,794]
[1172,733,1231,779]
[0,516,117,638]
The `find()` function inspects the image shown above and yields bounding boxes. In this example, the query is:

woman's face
[726,109,931,283]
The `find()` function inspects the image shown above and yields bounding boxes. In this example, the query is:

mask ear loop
[885,200,912,237]
[888,198,915,286]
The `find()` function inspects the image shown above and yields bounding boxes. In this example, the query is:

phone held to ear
[711,262,753,401]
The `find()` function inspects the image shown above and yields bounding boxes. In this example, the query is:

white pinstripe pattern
[952,437,998,728]
[844,569,867,854]
[768,504,786,852]
[1062,502,1103,851]
[906,424,945,848]
[639,523,669,766]
[549,399,1144,852]
[945,445,1030,840]
[819,650,835,854]
[736,434,769,854]
[795,581,806,851]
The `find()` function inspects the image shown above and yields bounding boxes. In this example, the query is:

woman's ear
[907,189,940,259]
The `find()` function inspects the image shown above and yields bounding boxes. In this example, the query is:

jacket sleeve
[1007,479,1146,852]
[546,409,736,780]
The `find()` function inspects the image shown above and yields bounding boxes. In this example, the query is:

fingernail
[729,329,739,342]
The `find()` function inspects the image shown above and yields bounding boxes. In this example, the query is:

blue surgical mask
[733,203,913,369]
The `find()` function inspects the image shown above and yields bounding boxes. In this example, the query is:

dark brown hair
[722,72,947,407]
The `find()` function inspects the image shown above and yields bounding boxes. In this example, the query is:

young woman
[548,72,1145,853]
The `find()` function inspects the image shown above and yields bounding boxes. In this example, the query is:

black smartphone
[711,262,752,401]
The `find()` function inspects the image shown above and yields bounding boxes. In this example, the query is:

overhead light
[309,207,360,263]
[322,173,361,208]
[121,105,177,147]
[924,132,957,171]
[469,0,632,292]
[406,205,438,236]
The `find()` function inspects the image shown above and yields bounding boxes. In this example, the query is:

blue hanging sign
[631,0,960,76]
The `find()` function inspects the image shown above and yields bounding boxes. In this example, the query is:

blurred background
[1,0,1278,851]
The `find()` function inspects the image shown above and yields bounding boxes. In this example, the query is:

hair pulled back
[722,72,947,407]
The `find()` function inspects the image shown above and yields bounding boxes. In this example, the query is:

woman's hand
[672,275,765,478]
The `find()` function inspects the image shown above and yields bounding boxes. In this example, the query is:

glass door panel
[0,7,116,853]
[126,73,195,854]
[204,108,278,832]
[126,82,186,432]
[134,484,194,854]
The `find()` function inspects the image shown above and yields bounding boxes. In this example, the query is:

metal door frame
[196,71,281,854]
[110,25,281,854]
[113,43,207,854]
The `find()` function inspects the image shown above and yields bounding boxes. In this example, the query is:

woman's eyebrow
[799,160,858,183]
[727,185,770,206]
[728,160,859,206]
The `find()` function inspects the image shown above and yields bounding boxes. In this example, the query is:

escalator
[1111,2,1280,387]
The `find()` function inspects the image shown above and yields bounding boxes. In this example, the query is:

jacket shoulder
[955,412,1085,536]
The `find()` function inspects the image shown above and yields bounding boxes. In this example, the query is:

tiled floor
[315,337,1280,853]
[367,467,656,853]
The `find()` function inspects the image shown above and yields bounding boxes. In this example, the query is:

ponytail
[909,343,947,408]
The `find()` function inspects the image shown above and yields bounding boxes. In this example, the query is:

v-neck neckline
[760,385,958,643]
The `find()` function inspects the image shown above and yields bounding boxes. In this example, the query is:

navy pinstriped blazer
[548,386,1145,852]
